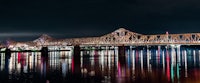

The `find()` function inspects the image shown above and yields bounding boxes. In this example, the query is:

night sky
[1,0,200,41]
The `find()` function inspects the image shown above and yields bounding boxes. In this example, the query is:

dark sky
[1,0,200,41]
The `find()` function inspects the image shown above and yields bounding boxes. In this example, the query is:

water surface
[0,47,200,83]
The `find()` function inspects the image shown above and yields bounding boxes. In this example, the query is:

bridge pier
[74,45,80,63]
[40,55,48,82]
[176,45,181,63]
[5,48,11,59]
[158,46,161,57]
[41,47,48,58]
[3,48,11,81]
[118,46,126,64]
[73,45,81,74]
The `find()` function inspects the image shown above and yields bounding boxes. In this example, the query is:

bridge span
[0,28,200,51]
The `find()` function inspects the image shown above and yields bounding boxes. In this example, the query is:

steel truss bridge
[2,28,200,51]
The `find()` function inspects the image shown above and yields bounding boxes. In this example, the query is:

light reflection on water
[0,47,200,83]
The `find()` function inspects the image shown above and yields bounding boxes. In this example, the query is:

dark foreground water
[0,47,200,83]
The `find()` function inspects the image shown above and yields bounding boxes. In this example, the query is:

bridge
[1,27,200,51]
[0,27,199,65]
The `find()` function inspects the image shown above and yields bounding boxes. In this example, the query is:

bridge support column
[158,46,161,57]
[4,48,11,80]
[118,46,125,64]
[177,45,181,63]
[157,46,161,65]
[73,45,81,74]
[198,48,200,67]
[146,46,151,72]
[5,48,11,59]
[41,47,48,58]
[41,55,48,81]
[171,45,176,64]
